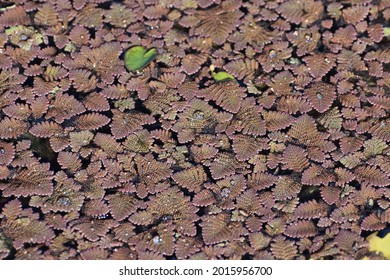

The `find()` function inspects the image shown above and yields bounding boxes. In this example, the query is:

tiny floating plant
[210,65,235,82]
[385,27,390,37]
[124,46,157,71]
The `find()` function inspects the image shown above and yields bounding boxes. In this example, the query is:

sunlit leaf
[212,71,235,82]
[385,27,390,37]
[367,231,390,259]
[124,46,157,71]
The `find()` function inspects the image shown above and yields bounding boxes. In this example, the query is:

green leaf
[384,27,390,37]
[124,46,157,71]
[212,71,235,82]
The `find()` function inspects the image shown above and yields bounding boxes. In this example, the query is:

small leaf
[212,71,235,82]
[124,46,157,71]
[384,27,390,37]
[367,231,390,259]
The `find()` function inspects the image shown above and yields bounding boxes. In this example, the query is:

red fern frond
[304,82,336,113]
[320,186,341,205]
[2,163,53,197]
[288,115,325,147]
[293,200,328,220]
[365,49,390,64]
[223,59,259,80]
[272,176,302,200]
[30,121,62,138]
[57,151,82,172]
[34,4,58,26]
[369,119,390,142]
[80,248,109,260]
[343,4,369,25]
[172,98,231,143]
[199,81,246,114]
[229,97,266,136]
[262,111,295,132]
[0,117,28,139]
[172,166,207,193]
[277,96,311,114]
[46,93,86,123]
[160,72,186,89]
[355,165,390,187]
[123,130,153,154]
[181,54,208,75]
[331,25,357,47]
[330,204,359,223]
[302,164,335,186]
[1,199,22,220]
[0,141,14,165]
[29,171,84,213]
[74,113,110,130]
[107,193,142,221]
[192,189,216,207]
[134,154,172,198]
[143,4,169,19]
[231,134,268,161]
[381,208,390,223]
[94,133,123,157]
[111,110,155,139]
[194,10,242,45]
[284,220,317,238]
[175,236,202,260]
[340,152,365,169]
[236,189,265,216]
[130,187,198,236]
[2,214,55,249]
[201,213,247,245]
[43,65,67,83]
[113,222,135,243]
[209,152,240,180]
[361,213,385,231]
[249,232,271,251]
[69,26,90,46]
[0,6,30,27]
[334,168,355,186]
[270,236,298,260]
[101,84,128,99]
[73,218,117,242]
[363,137,388,158]
[69,69,97,92]
[3,103,30,120]
[277,0,323,26]
[214,174,247,200]
[286,26,321,57]
[303,53,336,79]
[83,92,110,112]
[282,145,309,172]
[135,223,175,256]
[334,230,365,257]
[82,199,109,218]
[337,50,367,72]
[367,95,390,109]
[104,3,136,28]
[69,130,94,151]
[248,172,277,191]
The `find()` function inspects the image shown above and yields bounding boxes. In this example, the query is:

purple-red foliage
[0,0,388,261]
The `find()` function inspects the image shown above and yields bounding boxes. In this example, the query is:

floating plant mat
[0,0,389,261]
